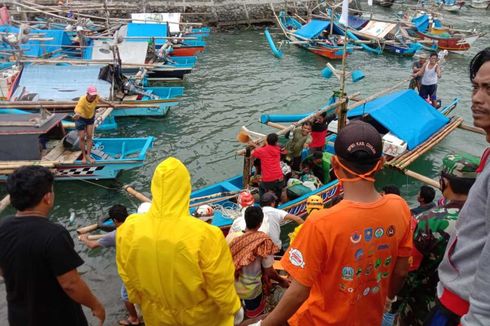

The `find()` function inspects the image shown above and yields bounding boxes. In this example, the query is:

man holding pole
[73,86,111,164]
[424,47,490,326]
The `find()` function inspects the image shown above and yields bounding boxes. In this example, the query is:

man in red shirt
[252,121,413,326]
[250,133,284,199]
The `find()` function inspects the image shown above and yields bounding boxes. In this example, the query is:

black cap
[334,121,382,173]
[260,192,278,206]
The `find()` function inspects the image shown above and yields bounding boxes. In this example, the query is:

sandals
[118,319,141,326]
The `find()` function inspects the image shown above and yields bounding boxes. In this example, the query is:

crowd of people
[0,49,488,326]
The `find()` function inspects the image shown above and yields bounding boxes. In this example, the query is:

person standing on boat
[415,52,442,107]
[250,121,413,326]
[387,153,479,326]
[309,112,336,153]
[116,157,243,326]
[424,48,490,326]
[0,166,105,326]
[410,54,427,91]
[73,86,111,164]
[79,204,141,326]
[284,122,312,171]
[250,133,284,199]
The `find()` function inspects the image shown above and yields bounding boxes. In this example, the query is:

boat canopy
[294,19,331,39]
[348,15,369,30]
[348,90,449,150]
[131,13,181,34]
[91,40,148,65]
[0,26,71,58]
[358,21,397,39]
[125,23,169,45]
[11,64,112,101]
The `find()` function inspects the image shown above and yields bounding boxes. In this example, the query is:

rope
[212,202,242,220]
[74,178,121,190]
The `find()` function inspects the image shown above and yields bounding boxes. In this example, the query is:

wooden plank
[43,142,65,161]
[59,150,82,163]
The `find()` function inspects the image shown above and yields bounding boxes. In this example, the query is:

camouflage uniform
[393,153,480,326]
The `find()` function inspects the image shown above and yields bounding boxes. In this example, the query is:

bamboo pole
[77,223,98,234]
[266,121,288,130]
[0,101,173,108]
[87,234,106,240]
[403,169,440,189]
[458,123,486,135]
[123,185,151,203]
[0,195,10,214]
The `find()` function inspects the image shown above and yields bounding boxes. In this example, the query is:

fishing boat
[0,111,154,180]
[110,87,461,245]
[274,11,353,60]
[410,14,482,52]
[5,64,183,130]
[437,0,466,12]
[341,16,422,56]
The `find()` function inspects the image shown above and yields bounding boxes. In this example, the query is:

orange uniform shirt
[281,194,413,326]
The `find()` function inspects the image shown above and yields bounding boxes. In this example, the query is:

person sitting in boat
[309,112,336,153]
[250,133,284,199]
[284,122,312,171]
[73,86,111,164]
[410,54,427,91]
[410,185,436,216]
[414,52,442,108]
[300,151,331,184]
[229,206,279,319]
[78,204,141,326]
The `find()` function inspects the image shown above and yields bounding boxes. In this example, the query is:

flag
[339,0,349,26]
[368,0,373,6]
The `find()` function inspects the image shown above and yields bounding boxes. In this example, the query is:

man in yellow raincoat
[116,157,241,325]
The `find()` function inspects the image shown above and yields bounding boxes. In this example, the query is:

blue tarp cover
[348,89,449,150]
[126,23,168,45]
[11,64,111,101]
[411,15,429,33]
[294,19,330,39]
[348,15,368,30]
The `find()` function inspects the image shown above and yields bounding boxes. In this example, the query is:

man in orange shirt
[255,121,413,326]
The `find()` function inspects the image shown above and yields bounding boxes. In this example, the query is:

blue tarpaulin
[126,23,168,45]
[294,19,330,39]
[348,90,449,150]
[411,15,429,33]
[11,64,111,101]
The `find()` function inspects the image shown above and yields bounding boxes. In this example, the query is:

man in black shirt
[0,166,105,326]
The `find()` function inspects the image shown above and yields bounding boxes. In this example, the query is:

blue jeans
[381,312,396,326]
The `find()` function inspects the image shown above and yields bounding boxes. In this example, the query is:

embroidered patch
[371,286,380,294]
[342,266,355,281]
[356,267,363,277]
[387,225,396,237]
[365,264,373,275]
[350,232,362,244]
[363,287,370,296]
[375,227,384,238]
[289,248,305,268]
[377,244,390,250]
[364,228,373,242]
[354,249,364,261]
[375,258,382,269]
[385,256,392,266]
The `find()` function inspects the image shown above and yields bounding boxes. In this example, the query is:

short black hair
[443,173,476,196]
[266,133,278,146]
[244,206,264,230]
[313,151,323,160]
[6,166,54,211]
[470,47,490,81]
[419,185,435,204]
[382,185,400,195]
[109,204,128,223]
[302,121,311,127]
[430,52,438,58]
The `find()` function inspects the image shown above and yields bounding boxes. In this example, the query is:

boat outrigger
[0,111,153,180]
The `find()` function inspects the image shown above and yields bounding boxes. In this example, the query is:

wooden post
[123,185,151,203]
[243,146,252,189]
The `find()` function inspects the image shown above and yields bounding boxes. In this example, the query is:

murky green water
[0,7,489,324]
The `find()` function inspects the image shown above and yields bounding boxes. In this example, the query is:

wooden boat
[0,111,153,180]
[342,16,422,56]
[115,88,461,244]
[411,14,482,52]
[5,64,183,130]
[274,11,353,60]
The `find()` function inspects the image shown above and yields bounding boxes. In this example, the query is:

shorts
[259,179,284,199]
[120,284,129,301]
[75,117,95,131]
[419,84,437,101]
